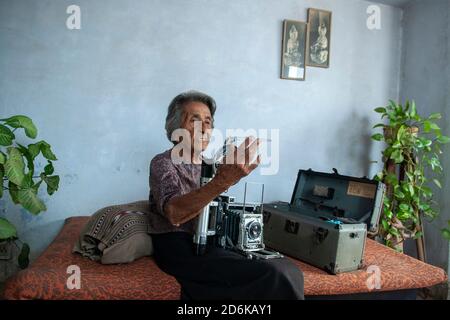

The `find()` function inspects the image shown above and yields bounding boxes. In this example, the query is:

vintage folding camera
[211,194,283,260]
[213,195,263,251]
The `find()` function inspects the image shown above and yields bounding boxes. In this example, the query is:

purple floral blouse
[148,149,201,234]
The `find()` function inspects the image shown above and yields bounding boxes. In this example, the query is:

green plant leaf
[405,172,414,182]
[429,122,440,131]
[421,138,432,147]
[0,151,6,165]
[385,173,399,186]
[413,231,423,239]
[421,186,433,198]
[28,143,41,159]
[389,226,400,237]
[429,113,442,120]
[433,179,442,188]
[373,123,385,129]
[0,115,37,139]
[22,172,34,188]
[18,242,30,269]
[397,210,411,220]
[395,103,403,115]
[390,149,404,163]
[17,187,46,214]
[39,141,57,161]
[0,217,17,240]
[33,179,43,192]
[394,189,405,199]
[414,139,424,148]
[27,141,57,161]
[0,164,3,198]
[8,181,20,204]
[423,120,431,133]
[404,101,410,112]
[409,101,417,118]
[424,208,438,219]
[399,203,410,211]
[16,143,34,176]
[383,146,394,158]
[442,228,450,240]
[408,184,415,197]
[419,203,430,211]
[371,133,384,141]
[437,136,450,144]
[385,210,393,219]
[396,125,405,141]
[430,157,442,171]
[42,174,59,195]
[0,124,15,146]
[392,141,402,149]
[44,161,54,175]
[374,172,384,182]
[388,100,397,111]
[382,219,390,231]
[374,107,386,114]
[4,147,26,187]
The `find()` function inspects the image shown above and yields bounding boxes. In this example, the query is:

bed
[3,216,447,299]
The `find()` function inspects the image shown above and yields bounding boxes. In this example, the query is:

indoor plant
[0,115,59,268]
[371,101,450,252]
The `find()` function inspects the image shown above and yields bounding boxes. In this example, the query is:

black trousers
[151,231,304,300]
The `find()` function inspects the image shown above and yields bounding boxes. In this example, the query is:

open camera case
[263,168,386,274]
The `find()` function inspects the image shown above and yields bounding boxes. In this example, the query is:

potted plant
[0,115,59,269]
[371,101,450,253]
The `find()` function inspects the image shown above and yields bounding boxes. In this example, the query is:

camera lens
[247,221,262,240]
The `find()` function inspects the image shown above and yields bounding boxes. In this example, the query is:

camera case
[263,168,385,274]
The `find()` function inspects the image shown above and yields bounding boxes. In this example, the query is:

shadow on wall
[23,219,67,262]
[326,111,373,178]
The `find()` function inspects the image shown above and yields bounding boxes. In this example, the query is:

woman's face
[181,101,213,152]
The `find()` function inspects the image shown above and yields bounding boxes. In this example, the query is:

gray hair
[165,90,217,143]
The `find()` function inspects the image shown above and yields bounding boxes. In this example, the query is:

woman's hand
[165,136,261,226]
[213,136,261,189]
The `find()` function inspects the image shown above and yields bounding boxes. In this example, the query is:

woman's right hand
[212,136,261,189]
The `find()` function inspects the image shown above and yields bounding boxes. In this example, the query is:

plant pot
[0,240,20,283]
[0,240,13,260]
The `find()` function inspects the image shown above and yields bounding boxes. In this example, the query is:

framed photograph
[306,8,332,68]
[281,20,307,81]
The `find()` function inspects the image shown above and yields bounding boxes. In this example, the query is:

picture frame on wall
[281,20,307,81]
[306,8,332,68]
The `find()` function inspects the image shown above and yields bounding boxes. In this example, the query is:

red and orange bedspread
[4,216,447,299]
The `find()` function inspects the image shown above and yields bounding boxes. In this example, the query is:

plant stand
[385,158,427,262]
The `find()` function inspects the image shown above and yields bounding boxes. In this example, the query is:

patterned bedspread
[4,216,447,299]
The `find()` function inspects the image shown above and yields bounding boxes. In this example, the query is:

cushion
[73,200,153,264]
[101,232,153,264]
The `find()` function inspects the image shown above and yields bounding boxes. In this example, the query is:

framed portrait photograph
[306,8,332,68]
[281,20,307,81]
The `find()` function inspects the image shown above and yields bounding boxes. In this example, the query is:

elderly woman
[148,90,304,300]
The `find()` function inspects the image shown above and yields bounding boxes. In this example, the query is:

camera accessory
[193,161,217,255]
